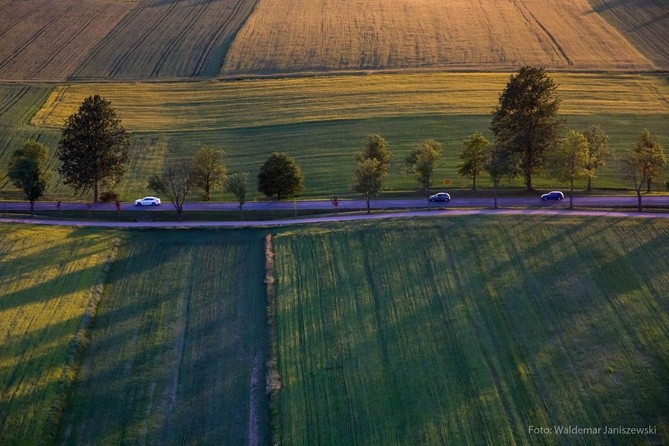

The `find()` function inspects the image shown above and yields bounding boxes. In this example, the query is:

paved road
[2,208,669,229]
[0,195,667,212]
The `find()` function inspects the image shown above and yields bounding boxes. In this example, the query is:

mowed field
[10,72,668,198]
[0,225,117,445]
[0,0,256,81]
[222,0,657,75]
[272,217,669,444]
[58,229,269,445]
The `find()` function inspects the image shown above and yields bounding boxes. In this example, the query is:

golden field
[31,73,669,132]
[222,0,656,75]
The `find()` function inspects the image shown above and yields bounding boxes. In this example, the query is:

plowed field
[223,0,656,75]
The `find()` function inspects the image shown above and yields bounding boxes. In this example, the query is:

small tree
[57,95,130,202]
[457,132,490,190]
[548,131,590,209]
[352,158,382,214]
[358,134,391,175]
[625,129,666,212]
[583,125,611,192]
[148,159,194,221]
[227,172,248,217]
[405,139,443,196]
[8,140,49,215]
[192,146,226,201]
[484,147,518,209]
[491,66,563,191]
[258,152,304,200]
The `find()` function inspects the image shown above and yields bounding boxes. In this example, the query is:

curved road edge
[2,209,669,229]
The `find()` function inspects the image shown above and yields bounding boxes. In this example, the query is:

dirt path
[2,208,669,229]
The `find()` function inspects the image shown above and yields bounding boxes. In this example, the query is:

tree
[352,158,383,214]
[548,131,590,209]
[358,134,391,176]
[8,140,49,215]
[484,146,518,209]
[457,132,490,190]
[583,125,611,192]
[405,139,443,198]
[57,95,130,202]
[625,129,666,212]
[192,146,226,201]
[148,159,195,221]
[227,172,248,216]
[491,66,563,191]
[258,152,304,200]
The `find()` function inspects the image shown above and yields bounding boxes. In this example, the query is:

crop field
[58,229,269,445]
[222,0,656,75]
[0,0,134,81]
[0,0,256,81]
[0,225,117,445]
[272,217,669,444]
[589,0,669,69]
[13,72,668,198]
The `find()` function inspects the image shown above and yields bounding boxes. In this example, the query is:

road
[0,195,667,213]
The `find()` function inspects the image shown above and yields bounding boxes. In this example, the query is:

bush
[99,191,120,203]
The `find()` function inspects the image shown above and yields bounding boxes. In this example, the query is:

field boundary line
[264,234,282,445]
[44,236,122,442]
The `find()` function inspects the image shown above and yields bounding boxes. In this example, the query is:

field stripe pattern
[273,218,669,444]
[0,225,117,445]
[222,0,655,75]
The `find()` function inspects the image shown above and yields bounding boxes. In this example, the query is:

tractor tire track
[192,0,253,77]
[0,0,51,40]
[514,0,573,66]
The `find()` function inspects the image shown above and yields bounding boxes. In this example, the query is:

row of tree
[4,67,666,216]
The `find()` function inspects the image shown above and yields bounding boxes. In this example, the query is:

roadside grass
[0,225,117,445]
[272,216,669,444]
[57,229,269,444]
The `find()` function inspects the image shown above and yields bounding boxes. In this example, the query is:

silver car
[134,196,161,206]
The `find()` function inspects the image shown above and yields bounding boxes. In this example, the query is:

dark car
[429,192,451,202]
[541,191,564,201]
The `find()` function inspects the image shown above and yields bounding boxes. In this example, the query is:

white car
[134,196,161,206]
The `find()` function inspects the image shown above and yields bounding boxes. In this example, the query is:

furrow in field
[0,0,51,40]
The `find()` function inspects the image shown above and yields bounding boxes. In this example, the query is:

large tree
[457,132,490,190]
[57,95,130,202]
[148,159,195,221]
[491,66,563,191]
[548,131,590,209]
[625,129,666,212]
[405,139,443,194]
[227,172,248,215]
[583,125,611,192]
[192,146,226,201]
[358,134,391,176]
[258,152,304,200]
[8,140,50,215]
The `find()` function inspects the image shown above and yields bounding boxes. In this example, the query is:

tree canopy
[548,130,590,209]
[583,125,611,192]
[405,139,443,193]
[358,134,391,176]
[625,129,666,212]
[8,140,49,214]
[258,152,304,200]
[57,95,130,202]
[148,159,195,221]
[491,66,562,191]
[227,172,248,211]
[457,132,490,190]
[351,158,383,214]
[192,146,226,201]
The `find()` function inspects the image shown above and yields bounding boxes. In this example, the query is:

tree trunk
[569,178,574,210]
[647,179,652,193]
[525,172,533,192]
[30,200,35,216]
[493,183,499,209]
[177,205,183,221]
[472,175,476,191]
[636,189,643,212]
[586,177,592,192]
[366,195,371,214]
[93,181,99,203]
[205,185,210,201]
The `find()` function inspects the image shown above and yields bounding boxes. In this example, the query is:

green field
[272,217,669,444]
[1,73,668,200]
[0,225,117,445]
[57,229,269,445]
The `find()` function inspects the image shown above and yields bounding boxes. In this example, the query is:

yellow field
[0,0,133,80]
[31,73,669,132]
[222,0,656,75]
[0,225,117,444]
